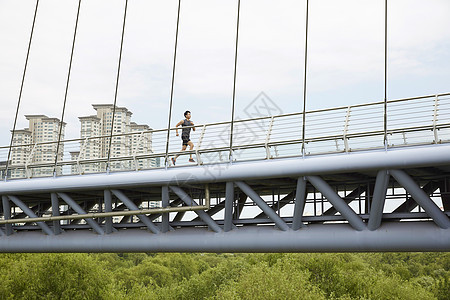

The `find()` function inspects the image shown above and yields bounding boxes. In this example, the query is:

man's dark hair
[184,110,191,117]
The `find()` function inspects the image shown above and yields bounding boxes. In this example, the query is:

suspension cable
[164,0,182,167]
[301,0,309,157]
[5,0,40,180]
[107,0,129,171]
[384,0,388,150]
[229,0,241,162]
[53,0,82,175]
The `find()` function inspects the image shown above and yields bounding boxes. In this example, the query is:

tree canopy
[0,252,448,299]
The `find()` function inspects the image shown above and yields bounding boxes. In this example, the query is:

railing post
[77,137,89,175]
[265,116,275,159]
[433,94,439,144]
[195,125,206,165]
[25,142,37,178]
[343,106,351,152]
[132,131,144,171]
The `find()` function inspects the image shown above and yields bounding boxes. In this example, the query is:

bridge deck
[0,94,449,252]
[1,93,449,179]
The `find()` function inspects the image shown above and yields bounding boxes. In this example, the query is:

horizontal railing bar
[0,185,210,224]
[0,205,207,225]
[9,212,445,230]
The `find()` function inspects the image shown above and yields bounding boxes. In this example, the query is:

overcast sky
[0,0,449,144]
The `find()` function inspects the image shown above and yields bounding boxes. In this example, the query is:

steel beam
[2,144,450,195]
[7,195,53,236]
[441,179,450,211]
[0,222,448,252]
[393,181,438,213]
[2,196,13,235]
[235,192,247,219]
[224,182,234,232]
[110,189,160,234]
[104,190,113,234]
[161,186,169,233]
[173,210,186,222]
[306,176,366,231]
[323,186,366,216]
[292,177,307,230]
[57,193,105,235]
[193,200,225,221]
[235,181,289,231]
[255,191,295,219]
[368,170,389,231]
[51,193,61,235]
[169,186,222,233]
[390,170,450,229]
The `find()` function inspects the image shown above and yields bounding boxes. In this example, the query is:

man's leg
[172,145,187,165]
[188,141,195,162]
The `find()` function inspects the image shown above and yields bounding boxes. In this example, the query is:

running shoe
[171,157,176,165]
[189,158,195,163]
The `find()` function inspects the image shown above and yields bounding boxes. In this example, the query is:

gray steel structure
[0,143,449,252]
[0,94,449,252]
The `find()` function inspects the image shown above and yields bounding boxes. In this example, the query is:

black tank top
[181,119,192,137]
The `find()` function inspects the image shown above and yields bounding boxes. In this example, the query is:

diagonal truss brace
[7,195,54,236]
[393,181,438,213]
[323,186,367,216]
[292,177,307,230]
[255,191,295,219]
[235,181,289,231]
[390,170,450,229]
[306,176,366,231]
[368,170,390,231]
[170,186,222,233]
[57,193,105,235]
[111,189,161,234]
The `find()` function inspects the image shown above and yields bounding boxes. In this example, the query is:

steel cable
[53,0,82,175]
[229,0,241,162]
[5,0,40,180]
[107,0,129,171]
[301,0,309,157]
[384,0,388,149]
[164,0,182,167]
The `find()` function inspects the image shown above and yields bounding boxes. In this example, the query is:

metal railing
[1,93,449,179]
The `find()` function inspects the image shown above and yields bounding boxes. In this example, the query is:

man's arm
[175,120,183,136]
[191,120,195,131]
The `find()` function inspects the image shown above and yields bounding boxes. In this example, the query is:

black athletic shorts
[182,136,190,146]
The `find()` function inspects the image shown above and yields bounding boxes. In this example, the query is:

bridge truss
[0,141,449,252]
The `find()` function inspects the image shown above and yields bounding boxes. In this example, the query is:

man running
[171,110,196,165]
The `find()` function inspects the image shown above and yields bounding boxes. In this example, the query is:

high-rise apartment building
[70,115,101,174]
[10,115,65,178]
[71,104,158,174]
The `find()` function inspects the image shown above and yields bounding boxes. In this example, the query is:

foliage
[0,252,448,299]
